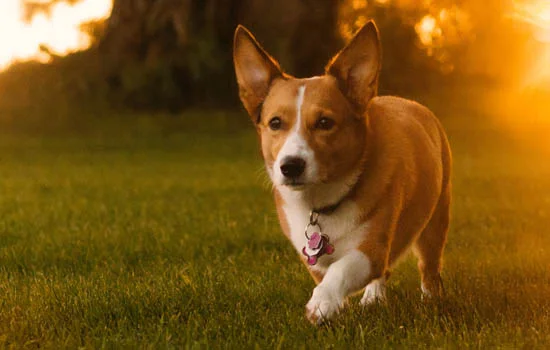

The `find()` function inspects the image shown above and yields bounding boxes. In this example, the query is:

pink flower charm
[302,234,335,266]
[308,232,322,249]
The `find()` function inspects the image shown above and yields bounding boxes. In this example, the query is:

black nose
[280,157,306,178]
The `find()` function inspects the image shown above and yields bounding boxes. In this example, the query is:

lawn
[0,103,549,348]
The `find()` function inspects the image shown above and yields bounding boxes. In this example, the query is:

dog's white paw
[360,278,386,305]
[305,286,342,324]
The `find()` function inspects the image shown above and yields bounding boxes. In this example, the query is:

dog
[233,21,451,324]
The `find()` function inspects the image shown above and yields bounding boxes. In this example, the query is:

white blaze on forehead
[296,85,306,123]
[272,85,318,185]
[303,76,323,81]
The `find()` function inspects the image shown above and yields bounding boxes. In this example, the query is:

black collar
[312,186,355,216]
[313,201,342,216]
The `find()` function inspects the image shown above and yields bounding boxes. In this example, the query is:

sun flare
[0,0,113,71]
[513,0,550,42]
[512,0,550,88]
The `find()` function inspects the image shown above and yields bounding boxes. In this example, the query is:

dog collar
[312,182,356,216]
[312,202,341,216]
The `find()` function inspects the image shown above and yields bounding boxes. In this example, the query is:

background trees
[2,0,548,113]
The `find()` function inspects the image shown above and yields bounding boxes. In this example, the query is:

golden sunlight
[512,0,550,88]
[0,0,113,71]
[495,0,550,130]
[513,0,550,42]
[414,6,471,62]
[415,15,440,49]
[339,0,472,68]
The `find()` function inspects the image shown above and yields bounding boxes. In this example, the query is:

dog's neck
[276,166,363,213]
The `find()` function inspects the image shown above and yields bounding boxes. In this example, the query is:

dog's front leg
[305,250,373,324]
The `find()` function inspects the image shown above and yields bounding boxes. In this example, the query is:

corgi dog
[233,21,451,324]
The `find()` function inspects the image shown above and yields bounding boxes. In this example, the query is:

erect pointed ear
[233,25,283,123]
[326,21,381,113]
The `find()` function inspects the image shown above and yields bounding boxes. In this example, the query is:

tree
[98,0,343,110]
[97,0,244,110]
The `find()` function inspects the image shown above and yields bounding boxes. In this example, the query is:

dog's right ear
[233,25,283,123]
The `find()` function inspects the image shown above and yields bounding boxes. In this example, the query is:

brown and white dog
[233,21,451,324]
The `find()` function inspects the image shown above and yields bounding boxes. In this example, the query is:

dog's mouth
[283,179,307,190]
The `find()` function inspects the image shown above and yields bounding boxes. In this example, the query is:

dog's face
[258,76,367,188]
[233,22,381,190]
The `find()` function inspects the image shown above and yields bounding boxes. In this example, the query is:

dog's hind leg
[413,183,450,298]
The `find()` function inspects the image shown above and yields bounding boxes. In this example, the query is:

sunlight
[338,0,471,67]
[415,15,439,49]
[352,0,367,10]
[496,0,550,130]
[513,0,550,42]
[0,0,113,71]
[414,7,471,62]
[512,0,550,88]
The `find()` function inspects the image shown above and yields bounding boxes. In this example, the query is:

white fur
[272,85,319,186]
[361,276,386,305]
[303,76,323,81]
[306,250,371,323]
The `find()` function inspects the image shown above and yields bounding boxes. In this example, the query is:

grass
[0,103,549,349]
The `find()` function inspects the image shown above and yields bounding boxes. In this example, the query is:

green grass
[0,106,549,349]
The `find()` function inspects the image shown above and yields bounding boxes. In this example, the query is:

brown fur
[355,96,452,294]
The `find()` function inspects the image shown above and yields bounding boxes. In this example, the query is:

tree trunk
[97,0,341,110]
[99,0,244,110]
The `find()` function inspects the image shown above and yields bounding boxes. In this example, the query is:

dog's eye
[315,117,335,130]
[268,117,282,130]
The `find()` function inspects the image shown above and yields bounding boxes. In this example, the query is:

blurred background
[0,0,549,131]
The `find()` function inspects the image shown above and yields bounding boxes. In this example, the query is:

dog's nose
[280,157,306,178]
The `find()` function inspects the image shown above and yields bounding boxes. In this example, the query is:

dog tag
[302,211,335,266]
[302,233,334,266]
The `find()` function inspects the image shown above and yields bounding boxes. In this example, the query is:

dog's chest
[281,199,368,272]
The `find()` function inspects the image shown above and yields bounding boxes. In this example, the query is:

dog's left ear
[326,21,381,114]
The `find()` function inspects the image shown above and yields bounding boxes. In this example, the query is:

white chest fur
[279,190,369,273]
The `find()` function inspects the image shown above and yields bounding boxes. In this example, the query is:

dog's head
[233,22,381,191]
